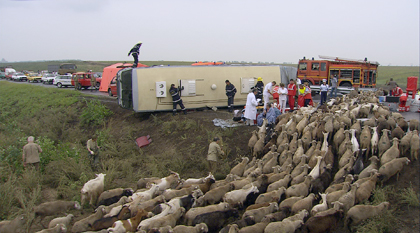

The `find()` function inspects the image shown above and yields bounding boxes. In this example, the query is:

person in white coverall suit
[244,88,259,126]
[263,81,276,110]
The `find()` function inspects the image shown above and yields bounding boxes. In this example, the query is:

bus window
[372,71,376,85]
[299,63,307,70]
[353,69,360,83]
[340,69,352,78]
[320,62,326,71]
[311,63,319,70]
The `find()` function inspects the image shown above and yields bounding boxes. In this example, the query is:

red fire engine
[297,56,379,88]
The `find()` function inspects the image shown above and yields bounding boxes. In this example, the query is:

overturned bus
[116,64,297,112]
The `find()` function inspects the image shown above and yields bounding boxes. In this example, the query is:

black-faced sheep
[303,203,344,233]
[184,202,231,226]
[191,208,239,232]
[96,188,133,206]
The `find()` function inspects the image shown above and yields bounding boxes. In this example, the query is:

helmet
[322,79,327,82]
[137,41,143,44]
[257,77,263,81]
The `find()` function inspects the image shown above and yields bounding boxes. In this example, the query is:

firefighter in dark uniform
[128,41,142,68]
[169,84,187,115]
[225,80,237,112]
[254,77,264,102]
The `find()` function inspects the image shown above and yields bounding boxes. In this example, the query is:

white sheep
[345,202,390,227]
[81,173,106,206]
[311,193,328,216]
[131,183,160,202]
[0,214,26,233]
[35,223,66,233]
[223,185,259,208]
[48,213,73,230]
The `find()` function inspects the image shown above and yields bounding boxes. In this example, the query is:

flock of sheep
[1,90,419,233]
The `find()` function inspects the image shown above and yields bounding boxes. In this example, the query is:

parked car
[12,72,28,82]
[108,76,117,96]
[53,74,73,88]
[5,72,15,80]
[71,72,101,90]
[27,73,43,83]
[41,73,57,84]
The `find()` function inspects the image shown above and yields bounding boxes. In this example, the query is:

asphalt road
[1,79,111,97]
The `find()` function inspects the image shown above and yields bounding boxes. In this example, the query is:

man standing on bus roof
[169,84,187,115]
[128,41,142,68]
[225,80,237,112]
[263,81,276,110]
[287,79,297,112]
[330,74,338,98]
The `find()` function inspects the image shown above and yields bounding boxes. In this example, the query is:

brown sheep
[410,130,419,161]
[248,130,258,154]
[396,117,408,132]
[380,138,400,165]
[378,129,391,157]
[345,202,390,228]
[408,119,420,131]
[390,126,404,140]
[399,131,413,157]
[355,173,380,204]
[378,157,410,185]
[230,157,249,177]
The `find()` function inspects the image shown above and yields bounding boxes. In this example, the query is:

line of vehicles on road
[1,69,103,90]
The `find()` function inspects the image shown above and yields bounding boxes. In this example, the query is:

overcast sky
[0,0,418,66]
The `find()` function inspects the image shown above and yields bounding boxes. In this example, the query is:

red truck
[71,72,102,90]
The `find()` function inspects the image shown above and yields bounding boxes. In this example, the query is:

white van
[53,74,73,88]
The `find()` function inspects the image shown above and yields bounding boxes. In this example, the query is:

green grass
[398,183,420,207]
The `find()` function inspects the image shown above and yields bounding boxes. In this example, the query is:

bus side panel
[131,66,282,112]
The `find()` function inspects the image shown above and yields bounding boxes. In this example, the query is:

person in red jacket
[393,86,403,97]
[287,79,297,112]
